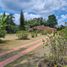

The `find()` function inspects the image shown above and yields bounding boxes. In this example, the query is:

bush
[6,25,18,33]
[17,31,29,40]
[41,30,47,35]
[42,33,67,67]
[47,33,67,66]
[38,30,52,35]
[0,30,6,38]
[31,32,37,38]
[58,27,67,39]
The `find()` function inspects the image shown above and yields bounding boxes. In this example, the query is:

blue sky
[0,0,67,25]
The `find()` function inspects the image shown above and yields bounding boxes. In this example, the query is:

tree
[6,14,17,33]
[0,12,8,38]
[57,25,65,30]
[47,15,57,28]
[19,10,25,30]
[27,18,40,27]
[27,17,46,27]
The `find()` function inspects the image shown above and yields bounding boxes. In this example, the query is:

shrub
[42,33,67,67]
[31,32,37,38]
[6,25,18,33]
[58,27,67,39]
[47,33,67,66]
[41,30,47,35]
[17,31,29,40]
[0,30,6,38]
[39,30,52,35]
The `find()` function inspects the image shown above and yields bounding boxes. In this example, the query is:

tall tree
[19,10,25,30]
[47,15,57,28]
[6,14,17,33]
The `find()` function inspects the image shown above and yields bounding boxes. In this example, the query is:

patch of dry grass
[0,34,43,53]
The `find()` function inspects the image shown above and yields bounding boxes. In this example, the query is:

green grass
[5,55,29,67]
[0,48,26,61]
[5,52,36,67]
[14,63,37,67]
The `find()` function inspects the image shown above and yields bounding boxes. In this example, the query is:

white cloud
[0,0,67,25]
[58,14,67,25]
[14,12,41,25]
[24,12,41,20]
[61,14,67,19]
[13,14,20,25]
[1,0,67,14]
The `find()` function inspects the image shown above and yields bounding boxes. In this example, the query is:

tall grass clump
[16,31,29,40]
[31,31,38,38]
[46,33,67,67]
[40,31,67,67]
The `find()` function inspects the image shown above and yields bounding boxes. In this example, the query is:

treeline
[0,10,66,38]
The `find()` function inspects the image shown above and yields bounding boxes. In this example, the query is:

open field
[0,32,66,67]
[4,41,50,67]
[0,34,42,52]
[0,34,49,67]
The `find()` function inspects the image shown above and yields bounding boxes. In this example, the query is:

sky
[0,0,67,25]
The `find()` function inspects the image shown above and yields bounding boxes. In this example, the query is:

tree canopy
[47,15,58,28]
[25,15,58,28]
[27,17,47,27]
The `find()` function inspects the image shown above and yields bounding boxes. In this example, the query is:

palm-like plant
[0,13,8,38]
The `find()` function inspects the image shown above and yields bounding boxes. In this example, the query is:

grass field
[0,34,43,53]
[4,44,50,67]
[0,34,50,67]
[0,32,67,67]
[4,45,50,67]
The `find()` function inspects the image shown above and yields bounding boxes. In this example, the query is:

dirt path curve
[0,38,43,67]
[0,37,42,57]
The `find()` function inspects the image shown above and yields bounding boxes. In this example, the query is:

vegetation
[0,12,58,36]
[49,34,67,64]
[31,32,37,38]
[0,11,67,67]
[0,13,8,38]
[58,27,67,39]
[17,31,29,40]
[40,30,67,67]
[27,17,45,27]
[19,10,25,30]
[47,15,58,28]
[6,14,17,33]
[57,25,65,31]
[0,48,25,62]
[25,14,58,29]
